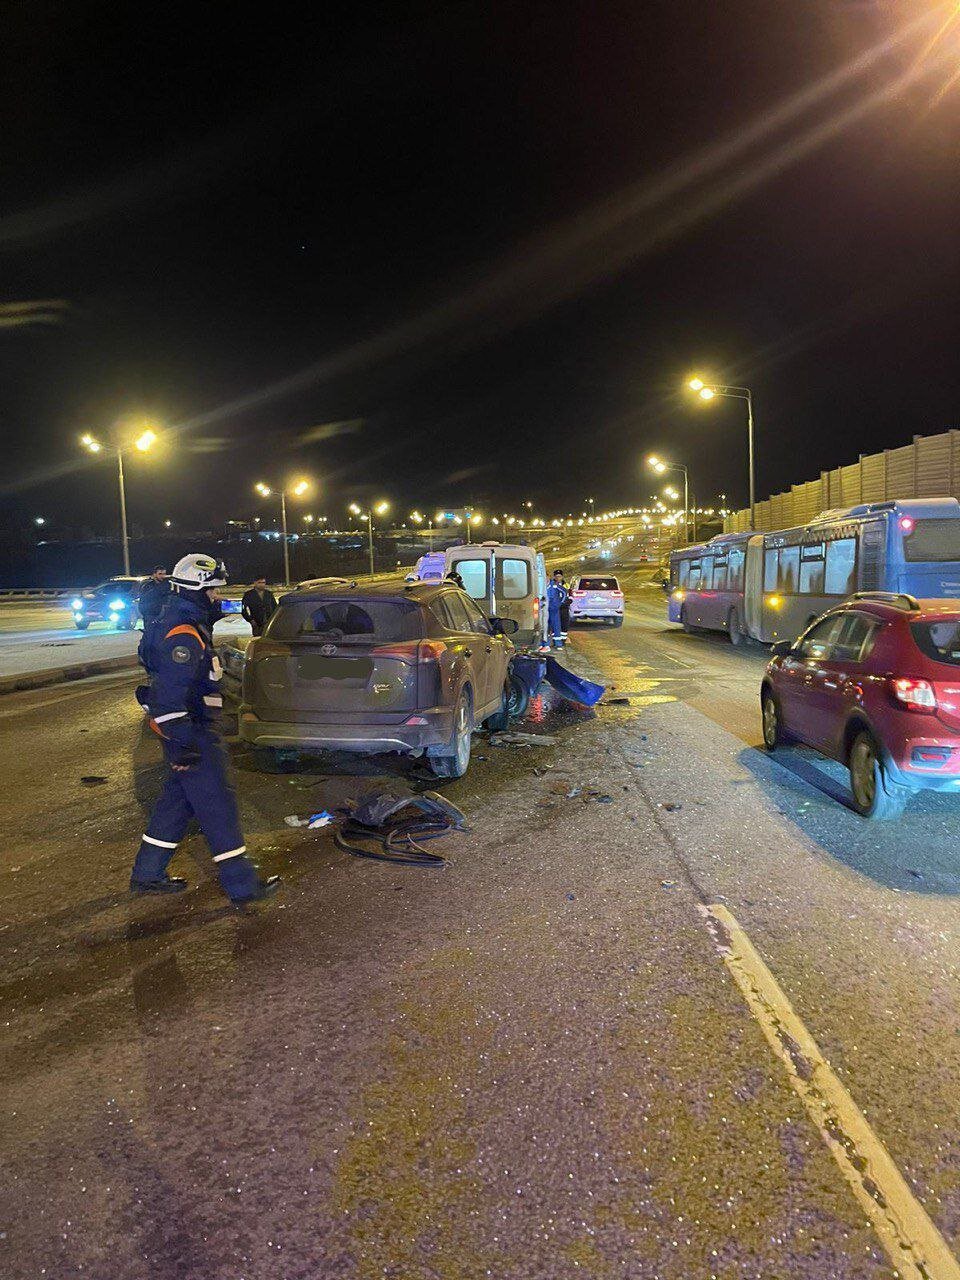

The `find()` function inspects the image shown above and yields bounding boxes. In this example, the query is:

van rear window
[266,599,423,644]
[578,578,619,591]
[911,619,960,666]
[497,558,530,599]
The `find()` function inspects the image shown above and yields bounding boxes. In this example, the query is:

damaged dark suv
[236,579,518,777]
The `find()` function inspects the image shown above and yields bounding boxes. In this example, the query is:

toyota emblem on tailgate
[320,644,337,656]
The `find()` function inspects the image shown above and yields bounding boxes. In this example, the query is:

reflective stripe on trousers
[131,729,259,899]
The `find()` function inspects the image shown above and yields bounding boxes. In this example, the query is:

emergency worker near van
[547,571,569,648]
[130,553,280,903]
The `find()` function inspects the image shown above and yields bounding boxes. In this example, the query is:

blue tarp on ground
[543,655,606,707]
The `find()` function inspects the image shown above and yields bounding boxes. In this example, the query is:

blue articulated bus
[668,497,960,645]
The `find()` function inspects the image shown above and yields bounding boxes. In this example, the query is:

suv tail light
[889,676,937,713]
[612,590,624,598]
[372,640,447,663]
[246,640,291,659]
[573,590,586,597]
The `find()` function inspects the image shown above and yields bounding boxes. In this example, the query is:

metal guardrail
[0,588,80,601]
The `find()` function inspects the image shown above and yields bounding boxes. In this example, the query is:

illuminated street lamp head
[698,386,715,401]
[664,486,679,501]
[348,502,361,516]
[291,479,309,497]
[256,482,272,497]
[470,513,481,525]
[134,428,157,452]
[409,510,423,524]
[688,377,705,392]
[81,433,102,453]
[434,511,445,524]
[374,500,389,516]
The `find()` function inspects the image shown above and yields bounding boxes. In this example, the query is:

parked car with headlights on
[70,577,145,630]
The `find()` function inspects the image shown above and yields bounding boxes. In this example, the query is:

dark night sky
[1,0,958,533]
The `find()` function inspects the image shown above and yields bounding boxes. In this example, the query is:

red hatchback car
[761,593,960,819]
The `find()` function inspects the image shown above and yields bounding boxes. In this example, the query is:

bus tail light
[889,676,936,713]
[899,516,915,533]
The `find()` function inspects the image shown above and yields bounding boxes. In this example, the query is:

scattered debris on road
[659,801,682,812]
[284,811,334,829]
[489,731,558,747]
[79,775,108,786]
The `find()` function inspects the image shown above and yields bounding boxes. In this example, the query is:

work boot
[130,876,189,895]
[230,875,281,905]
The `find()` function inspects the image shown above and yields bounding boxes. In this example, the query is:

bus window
[728,547,744,592]
[799,544,825,595]
[684,560,700,589]
[778,546,800,594]
[768,549,779,590]
[902,519,960,562]
[825,538,856,595]
[679,560,694,588]
[700,556,714,589]
[713,558,728,591]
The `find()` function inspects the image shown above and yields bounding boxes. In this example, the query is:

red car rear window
[911,620,960,666]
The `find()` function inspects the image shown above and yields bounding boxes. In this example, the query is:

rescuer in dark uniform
[130,553,280,903]
[240,576,277,636]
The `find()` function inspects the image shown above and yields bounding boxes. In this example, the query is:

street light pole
[280,489,291,587]
[688,379,755,530]
[116,449,130,575]
[367,512,375,576]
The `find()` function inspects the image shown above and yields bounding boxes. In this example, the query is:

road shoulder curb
[0,653,139,696]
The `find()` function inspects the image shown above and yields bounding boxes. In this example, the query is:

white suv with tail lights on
[569,576,624,627]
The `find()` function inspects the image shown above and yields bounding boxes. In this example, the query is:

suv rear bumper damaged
[238,707,456,756]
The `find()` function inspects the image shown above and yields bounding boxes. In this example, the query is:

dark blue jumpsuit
[131,592,261,900]
[547,581,568,647]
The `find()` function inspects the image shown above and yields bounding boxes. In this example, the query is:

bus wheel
[728,608,743,646]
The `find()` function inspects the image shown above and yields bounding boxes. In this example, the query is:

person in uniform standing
[241,576,278,636]
[547,570,569,649]
[130,553,280,903]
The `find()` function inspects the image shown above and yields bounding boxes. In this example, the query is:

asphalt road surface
[2,584,959,1278]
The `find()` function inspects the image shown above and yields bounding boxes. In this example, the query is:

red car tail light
[889,676,937,713]
[372,640,447,663]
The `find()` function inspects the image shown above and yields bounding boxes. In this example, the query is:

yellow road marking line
[698,903,960,1280]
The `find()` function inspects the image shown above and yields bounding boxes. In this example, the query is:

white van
[445,542,547,647]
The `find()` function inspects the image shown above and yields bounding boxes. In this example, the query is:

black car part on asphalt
[332,787,466,865]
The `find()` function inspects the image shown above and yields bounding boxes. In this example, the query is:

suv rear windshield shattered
[266,599,424,644]
[902,519,960,563]
[911,620,960,666]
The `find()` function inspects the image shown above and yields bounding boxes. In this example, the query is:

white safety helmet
[170,553,228,591]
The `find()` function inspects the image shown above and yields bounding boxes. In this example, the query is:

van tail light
[533,598,539,617]
[889,676,937,713]
[372,640,447,663]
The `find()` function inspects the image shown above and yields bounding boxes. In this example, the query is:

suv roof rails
[851,591,920,611]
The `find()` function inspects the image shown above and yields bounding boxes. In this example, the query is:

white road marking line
[698,903,960,1280]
